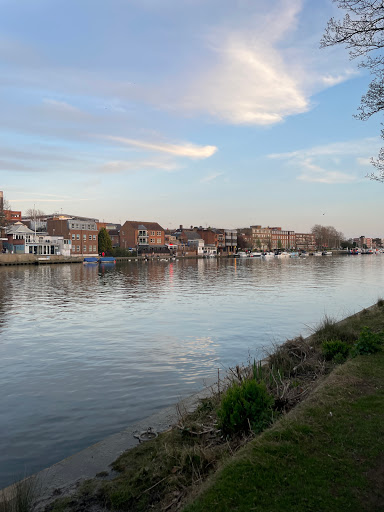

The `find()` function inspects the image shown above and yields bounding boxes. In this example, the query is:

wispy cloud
[268,138,380,184]
[13,197,92,203]
[200,172,223,184]
[103,136,218,159]
[43,99,82,113]
[321,70,359,87]
[297,159,356,184]
[99,159,180,174]
[173,2,309,125]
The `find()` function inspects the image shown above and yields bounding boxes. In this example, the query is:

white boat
[322,251,333,256]
[261,252,274,258]
[290,252,299,258]
[238,252,248,258]
[313,251,323,256]
[251,251,262,257]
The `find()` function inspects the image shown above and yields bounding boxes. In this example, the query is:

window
[77,245,80,252]
[72,234,75,240]
[89,245,92,252]
[82,224,85,229]
[71,223,75,228]
[89,235,92,240]
[151,231,155,236]
[157,231,161,236]
[87,224,90,230]
[150,238,155,243]
[157,238,161,244]
[93,235,96,240]
[83,234,86,241]
[76,234,80,240]
[93,245,97,252]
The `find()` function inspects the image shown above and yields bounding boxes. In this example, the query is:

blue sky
[1,0,383,237]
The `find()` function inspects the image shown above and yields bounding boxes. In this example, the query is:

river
[0,255,383,488]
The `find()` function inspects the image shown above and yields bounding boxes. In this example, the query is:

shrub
[217,379,274,436]
[351,327,384,357]
[314,316,358,346]
[322,340,350,362]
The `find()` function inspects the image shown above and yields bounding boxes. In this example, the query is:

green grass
[183,352,384,512]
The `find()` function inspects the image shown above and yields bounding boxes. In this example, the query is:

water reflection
[1,255,384,487]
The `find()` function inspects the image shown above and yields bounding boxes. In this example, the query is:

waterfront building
[3,222,71,256]
[224,229,238,254]
[47,215,99,256]
[120,221,165,252]
[251,225,295,251]
[295,233,316,251]
[169,229,204,256]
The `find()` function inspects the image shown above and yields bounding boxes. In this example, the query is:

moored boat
[99,256,116,264]
[84,257,98,264]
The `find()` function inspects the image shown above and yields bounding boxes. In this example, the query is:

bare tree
[25,208,45,219]
[321,0,384,181]
[311,224,344,249]
[0,197,12,226]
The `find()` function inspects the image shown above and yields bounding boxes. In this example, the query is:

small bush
[377,297,384,308]
[351,327,384,357]
[314,316,358,346]
[217,379,274,436]
[322,340,350,362]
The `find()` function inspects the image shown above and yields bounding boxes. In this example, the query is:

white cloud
[178,30,309,125]
[99,159,180,174]
[200,172,223,184]
[43,99,83,114]
[321,70,359,87]
[357,157,372,166]
[297,158,357,184]
[269,138,381,160]
[268,138,381,184]
[103,136,218,159]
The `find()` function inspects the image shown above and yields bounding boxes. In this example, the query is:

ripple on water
[0,256,384,487]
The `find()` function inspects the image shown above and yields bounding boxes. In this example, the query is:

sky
[1,0,383,238]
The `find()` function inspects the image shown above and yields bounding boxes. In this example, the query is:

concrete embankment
[0,254,84,266]
[0,382,215,510]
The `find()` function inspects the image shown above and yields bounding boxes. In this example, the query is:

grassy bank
[184,350,384,511]
[36,303,384,512]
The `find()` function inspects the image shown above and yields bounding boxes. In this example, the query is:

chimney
[0,191,3,211]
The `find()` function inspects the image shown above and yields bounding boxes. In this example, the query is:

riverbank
[0,254,84,266]
[3,301,382,512]
[0,253,207,266]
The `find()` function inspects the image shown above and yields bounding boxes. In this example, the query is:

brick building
[46,216,98,256]
[295,233,316,251]
[251,225,295,251]
[120,221,165,251]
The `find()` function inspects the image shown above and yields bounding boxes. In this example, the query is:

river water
[0,255,383,487]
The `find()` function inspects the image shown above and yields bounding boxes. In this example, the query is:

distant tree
[311,224,344,248]
[98,228,113,255]
[255,238,262,250]
[266,237,273,252]
[0,197,12,226]
[25,208,45,219]
[277,239,282,250]
[341,240,354,249]
[321,1,384,181]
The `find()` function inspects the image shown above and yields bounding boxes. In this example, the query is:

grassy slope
[183,352,384,512]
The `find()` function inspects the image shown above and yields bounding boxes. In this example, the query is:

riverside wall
[0,254,84,266]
